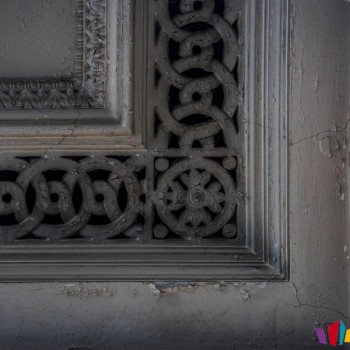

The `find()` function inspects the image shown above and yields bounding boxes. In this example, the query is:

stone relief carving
[151,0,243,239]
[153,0,243,151]
[0,156,145,242]
[0,0,289,280]
[154,157,239,239]
[0,154,240,242]
[0,0,106,109]
[0,0,243,242]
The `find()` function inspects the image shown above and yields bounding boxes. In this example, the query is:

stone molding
[0,0,289,281]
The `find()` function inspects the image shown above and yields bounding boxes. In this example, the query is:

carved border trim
[0,0,289,281]
[0,0,106,109]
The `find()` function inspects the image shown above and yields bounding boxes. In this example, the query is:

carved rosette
[153,0,242,150]
[154,157,239,239]
[152,0,243,240]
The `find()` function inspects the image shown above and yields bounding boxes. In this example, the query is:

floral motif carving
[0,0,243,243]
[0,0,289,281]
[154,157,239,239]
[151,0,243,239]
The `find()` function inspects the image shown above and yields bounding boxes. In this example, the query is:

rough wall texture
[0,0,76,78]
[0,0,349,349]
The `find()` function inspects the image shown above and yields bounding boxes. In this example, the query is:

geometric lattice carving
[0,0,106,109]
[153,0,243,150]
[0,156,145,242]
[0,0,243,243]
[151,0,244,240]
[0,154,240,242]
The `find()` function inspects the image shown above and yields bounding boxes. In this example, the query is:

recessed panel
[0,0,76,79]
[0,0,141,145]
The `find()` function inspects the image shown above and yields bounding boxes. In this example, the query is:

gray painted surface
[0,0,76,78]
[0,0,349,349]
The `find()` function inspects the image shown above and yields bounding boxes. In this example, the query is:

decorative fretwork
[0,156,145,242]
[153,156,239,239]
[0,0,106,109]
[0,0,244,243]
[150,0,244,240]
[153,0,243,150]
[0,153,240,242]
[0,0,289,281]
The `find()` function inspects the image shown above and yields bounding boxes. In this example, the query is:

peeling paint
[57,283,114,298]
[319,136,340,158]
[239,289,250,301]
[148,281,228,295]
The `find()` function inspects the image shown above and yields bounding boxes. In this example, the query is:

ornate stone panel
[0,0,289,281]
[0,155,146,243]
[152,0,243,152]
[0,0,107,110]
[0,0,140,147]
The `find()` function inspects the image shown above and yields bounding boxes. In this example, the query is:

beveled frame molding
[0,0,289,281]
[0,0,106,110]
[0,0,144,149]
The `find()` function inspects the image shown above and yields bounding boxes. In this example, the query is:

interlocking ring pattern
[0,154,239,241]
[154,0,242,150]
[0,0,243,243]
[0,156,145,241]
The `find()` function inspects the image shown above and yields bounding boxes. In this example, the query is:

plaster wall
[0,0,349,349]
[0,0,76,78]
